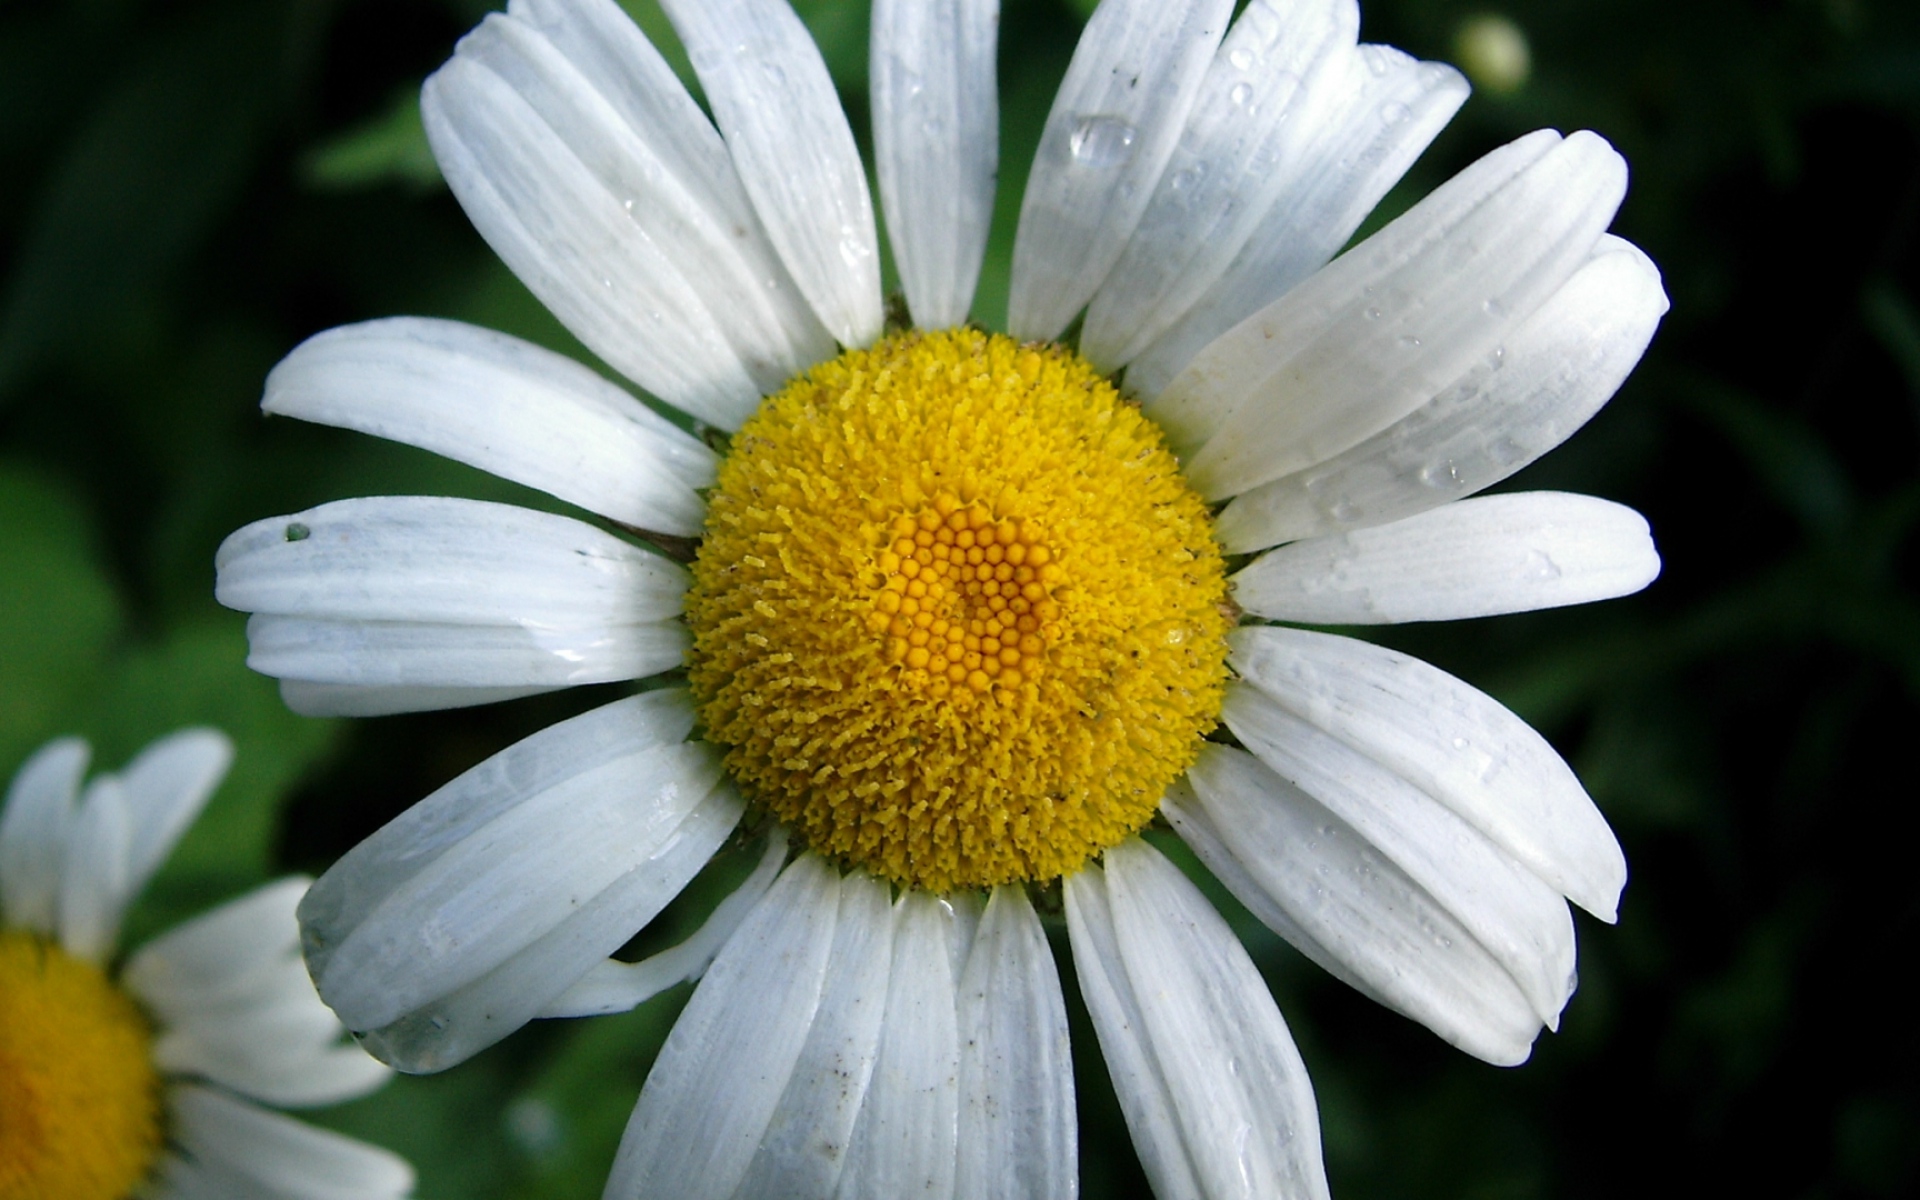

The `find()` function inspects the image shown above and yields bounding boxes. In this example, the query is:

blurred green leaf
[1862,277,1920,401]
[302,87,443,194]
[0,461,122,771]
[80,620,339,891]
[1679,374,1855,535]
[0,2,290,396]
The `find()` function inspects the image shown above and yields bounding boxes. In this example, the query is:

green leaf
[80,619,340,891]
[0,462,123,771]
[302,87,443,194]
[0,3,288,395]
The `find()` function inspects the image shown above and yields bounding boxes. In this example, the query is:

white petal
[58,776,131,962]
[871,0,998,328]
[263,317,715,534]
[1152,129,1628,499]
[540,826,787,1019]
[1125,44,1467,399]
[0,736,86,934]
[1216,236,1669,551]
[277,680,563,717]
[1080,0,1358,370]
[299,689,704,1029]
[115,729,233,917]
[456,6,833,391]
[1166,759,1542,1065]
[169,1085,415,1200]
[1066,839,1330,1200]
[659,0,882,347]
[1008,0,1236,340]
[605,854,843,1200]
[1221,685,1577,1027]
[1232,490,1661,624]
[357,781,741,1072]
[218,496,687,626]
[731,869,895,1200]
[422,56,764,429]
[126,878,309,1013]
[838,891,962,1200]
[244,612,688,690]
[1228,626,1626,919]
[954,885,1075,1200]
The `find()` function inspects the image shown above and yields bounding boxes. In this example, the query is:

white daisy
[214,0,1667,1195]
[0,730,413,1200]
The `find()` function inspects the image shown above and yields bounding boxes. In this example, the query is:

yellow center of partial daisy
[687,328,1230,891]
[0,931,163,1200]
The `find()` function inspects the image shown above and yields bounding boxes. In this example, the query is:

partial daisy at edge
[212,0,1667,1197]
[0,729,413,1200]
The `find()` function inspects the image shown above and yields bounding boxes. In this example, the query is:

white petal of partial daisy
[423,57,763,430]
[262,317,716,535]
[114,728,233,918]
[871,0,998,328]
[659,0,882,347]
[278,680,564,718]
[838,891,962,1200]
[1066,839,1330,1200]
[359,781,741,1072]
[148,956,368,1108]
[1166,760,1543,1065]
[605,854,843,1200]
[57,776,132,962]
[244,613,689,691]
[1079,0,1358,370]
[455,8,833,394]
[0,736,86,934]
[1007,0,1236,341]
[299,689,708,1030]
[1152,129,1629,499]
[954,885,1075,1200]
[541,826,786,1019]
[169,1085,415,1200]
[218,496,688,627]
[1232,490,1661,624]
[1217,236,1669,551]
[731,869,894,1200]
[1125,44,1467,400]
[1228,626,1627,920]
[1221,686,1577,1027]
[125,877,311,1012]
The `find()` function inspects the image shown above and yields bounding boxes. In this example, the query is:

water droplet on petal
[1228,47,1254,71]
[1229,81,1255,108]
[1068,114,1139,168]
[1364,305,1382,320]
[1381,101,1411,126]
[1398,334,1423,348]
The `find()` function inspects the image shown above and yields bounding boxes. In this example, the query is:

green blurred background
[3,0,1918,1195]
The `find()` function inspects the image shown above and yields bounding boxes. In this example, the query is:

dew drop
[1418,460,1461,489]
[1228,47,1254,71]
[1381,101,1411,126]
[1229,81,1255,108]
[1483,297,1508,317]
[1068,114,1139,168]
[1363,305,1382,320]
[1398,334,1423,348]
[1523,549,1564,580]
[1452,736,1470,750]
[1170,166,1202,191]
[284,522,310,542]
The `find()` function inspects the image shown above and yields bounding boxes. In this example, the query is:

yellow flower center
[687,328,1230,891]
[0,931,163,1200]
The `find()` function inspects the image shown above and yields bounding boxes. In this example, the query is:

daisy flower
[215,0,1667,1195]
[0,730,413,1200]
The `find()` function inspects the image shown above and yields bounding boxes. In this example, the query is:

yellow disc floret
[686,328,1230,891]
[0,931,163,1200]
